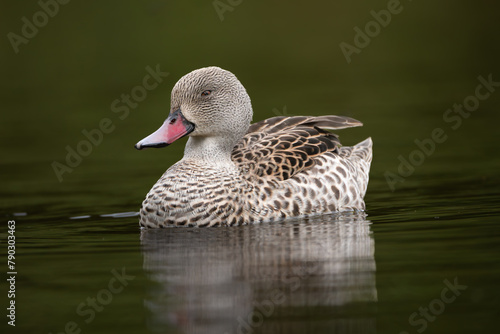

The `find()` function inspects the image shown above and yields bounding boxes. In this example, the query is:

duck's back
[231,115,372,215]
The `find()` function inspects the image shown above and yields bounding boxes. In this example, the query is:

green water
[2,1,500,334]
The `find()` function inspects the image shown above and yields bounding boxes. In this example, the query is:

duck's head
[135,66,253,150]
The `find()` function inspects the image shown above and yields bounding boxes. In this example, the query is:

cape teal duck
[135,67,372,228]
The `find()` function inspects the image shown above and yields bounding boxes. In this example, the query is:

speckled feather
[232,115,363,181]
[137,67,372,228]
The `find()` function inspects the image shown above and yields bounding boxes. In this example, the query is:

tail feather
[339,137,372,163]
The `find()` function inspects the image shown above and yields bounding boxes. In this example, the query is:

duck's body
[136,67,372,228]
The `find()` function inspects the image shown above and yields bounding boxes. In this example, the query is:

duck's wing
[231,116,362,181]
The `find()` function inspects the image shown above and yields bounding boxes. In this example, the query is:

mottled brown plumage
[232,116,362,181]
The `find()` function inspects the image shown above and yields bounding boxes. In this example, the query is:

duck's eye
[201,90,212,96]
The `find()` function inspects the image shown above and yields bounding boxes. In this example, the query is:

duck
[135,66,372,228]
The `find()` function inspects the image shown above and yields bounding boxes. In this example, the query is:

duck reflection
[141,213,376,334]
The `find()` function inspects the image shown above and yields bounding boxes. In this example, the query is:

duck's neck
[182,136,237,168]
